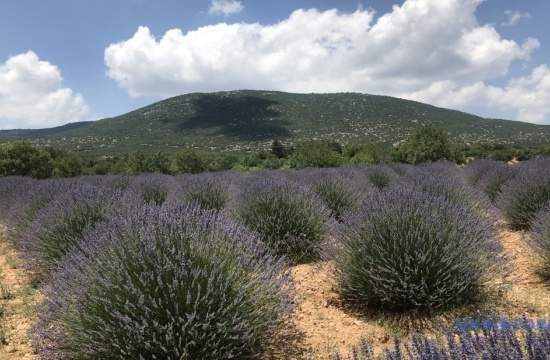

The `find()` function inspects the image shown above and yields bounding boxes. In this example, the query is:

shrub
[270,140,287,159]
[387,162,413,176]
[477,166,516,203]
[5,179,76,243]
[235,178,329,263]
[290,141,344,168]
[129,175,173,206]
[0,177,36,219]
[365,165,397,190]
[311,177,359,221]
[34,205,290,360]
[0,142,54,178]
[403,162,488,212]
[465,159,499,186]
[52,154,83,177]
[392,127,451,164]
[499,159,550,230]
[530,208,550,279]
[178,175,228,211]
[333,188,499,311]
[465,160,516,203]
[174,149,207,174]
[126,151,172,174]
[332,318,550,359]
[23,184,116,278]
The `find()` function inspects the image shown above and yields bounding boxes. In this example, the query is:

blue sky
[1,0,549,129]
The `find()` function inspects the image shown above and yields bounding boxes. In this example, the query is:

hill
[1,90,549,156]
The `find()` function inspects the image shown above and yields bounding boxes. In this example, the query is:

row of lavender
[0,159,548,359]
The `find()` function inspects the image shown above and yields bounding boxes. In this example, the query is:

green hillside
[2,90,549,156]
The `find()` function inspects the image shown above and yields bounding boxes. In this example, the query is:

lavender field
[0,160,549,359]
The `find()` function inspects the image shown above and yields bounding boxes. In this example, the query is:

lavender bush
[34,204,291,360]
[178,174,228,211]
[365,165,397,190]
[332,318,550,359]
[311,176,360,221]
[530,208,550,279]
[402,163,489,213]
[465,159,499,186]
[4,178,77,244]
[128,174,176,206]
[466,160,516,203]
[235,177,330,264]
[333,187,500,311]
[499,159,550,230]
[22,183,118,279]
[0,177,36,222]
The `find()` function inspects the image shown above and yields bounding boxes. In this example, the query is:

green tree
[0,142,54,178]
[393,127,451,164]
[290,141,344,168]
[127,152,149,174]
[150,152,172,174]
[270,140,287,159]
[345,143,389,165]
[174,149,206,174]
[53,155,83,177]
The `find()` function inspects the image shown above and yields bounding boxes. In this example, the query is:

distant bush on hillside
[173,149,207,174]
[0,142,54,178]
[393,127,451,164]
[290,141,344,168]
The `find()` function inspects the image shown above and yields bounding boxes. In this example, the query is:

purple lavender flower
[33,204,291,360]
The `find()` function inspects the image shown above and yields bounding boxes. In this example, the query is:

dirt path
[0,226,39,360]
[497,222,550,317]
[287,263,391,359]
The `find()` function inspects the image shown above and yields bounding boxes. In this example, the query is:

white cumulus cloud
[0,51,90,129]
[104,0,549,123]
[502,10,531,27]
[208,0,243,16]
[408,65,550,124]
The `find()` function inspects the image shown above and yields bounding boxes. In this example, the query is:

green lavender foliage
[235,177,330,264]
[34,205,291,360]
[333,187,499,311]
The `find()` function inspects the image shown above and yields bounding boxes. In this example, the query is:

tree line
[1,127,549,178]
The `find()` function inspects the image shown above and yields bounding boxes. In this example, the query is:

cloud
[105,0,547,123]
[0,51,90,129]
[502,10,531,27]
[408,65,550,124]
[208,0,243,16]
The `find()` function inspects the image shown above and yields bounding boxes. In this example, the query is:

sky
[1,0,549,129]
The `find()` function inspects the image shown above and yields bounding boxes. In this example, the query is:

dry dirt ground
[0,222,548,360]
[0,227,39,360]
[266,222,550,359]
